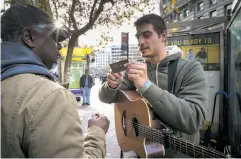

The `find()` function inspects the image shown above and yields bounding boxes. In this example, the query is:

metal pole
[127,33,129,60]
[86,54,90,70]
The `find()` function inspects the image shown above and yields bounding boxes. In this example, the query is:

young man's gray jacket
[99,50,209,149]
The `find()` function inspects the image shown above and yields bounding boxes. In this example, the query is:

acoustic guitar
[114,90,230,158]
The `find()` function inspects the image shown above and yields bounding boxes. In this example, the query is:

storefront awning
[60,47,92,61]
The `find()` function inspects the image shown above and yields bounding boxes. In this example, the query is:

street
[77,79,121,158]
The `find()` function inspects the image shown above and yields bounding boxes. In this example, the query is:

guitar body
[114,90,165,158]
[114,90,229,158]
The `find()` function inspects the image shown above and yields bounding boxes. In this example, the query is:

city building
[161,0,233,23]
[95,48,111,68]
[93,44,141,71]
[111,44,141,63]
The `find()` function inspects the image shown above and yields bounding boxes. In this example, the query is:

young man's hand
[106,72,122,89]
[124,61,149,89]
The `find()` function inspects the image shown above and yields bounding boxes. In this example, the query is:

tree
[49,0,156,83]
[4,0,52,15]
[4,0,157,83]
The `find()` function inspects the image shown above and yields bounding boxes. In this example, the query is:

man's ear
[161,30,167,43]
[22,29,35,48]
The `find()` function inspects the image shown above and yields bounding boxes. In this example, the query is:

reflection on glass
[227,7,241,156]
[166,33,220,71]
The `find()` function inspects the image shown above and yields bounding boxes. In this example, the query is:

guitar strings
[124,121,214,158]
[123,119,227,158]
[127,120,227,158]
[166,135,225,158]
[125,120,225,158]
[126,120,226,158]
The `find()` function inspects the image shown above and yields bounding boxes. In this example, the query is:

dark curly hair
[134,14,167,36]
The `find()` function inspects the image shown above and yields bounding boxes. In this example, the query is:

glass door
[226,2,241,157]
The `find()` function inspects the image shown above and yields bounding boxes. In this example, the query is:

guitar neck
[165,134,228,158]
[139,127,228,158]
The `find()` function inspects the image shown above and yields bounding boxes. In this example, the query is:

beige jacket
[1,74,106,158]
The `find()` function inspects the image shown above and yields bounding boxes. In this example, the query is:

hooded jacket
[1,41,106,158]
[98,46,208,157]
[80,74,94,88]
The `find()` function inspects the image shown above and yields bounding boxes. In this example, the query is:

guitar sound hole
[122,111,127,136]
[132,117,139,137]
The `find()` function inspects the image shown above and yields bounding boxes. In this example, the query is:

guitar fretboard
[131,121,228,158]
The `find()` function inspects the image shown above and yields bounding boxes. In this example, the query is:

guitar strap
[168,59,179,93]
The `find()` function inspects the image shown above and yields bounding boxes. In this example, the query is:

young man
[1,4,109,158]
[80,69,94,105]
[99,14,208,157]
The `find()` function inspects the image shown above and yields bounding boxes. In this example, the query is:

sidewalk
[77,79,121,158]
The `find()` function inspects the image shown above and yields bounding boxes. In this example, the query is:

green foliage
[4,0,157,82]
[51,0,156,82]
[49,0,152,34]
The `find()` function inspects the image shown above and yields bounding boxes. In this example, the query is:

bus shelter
[166,16,230,152]
[59,47,92,98]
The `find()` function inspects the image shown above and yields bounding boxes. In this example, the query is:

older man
[1,4,109,158]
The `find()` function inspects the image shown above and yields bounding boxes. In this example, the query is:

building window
[177,13,181,20]
[183,9,189,18]
[172,12,176,20]
[197,2,204,11]
[209,0,216,6]
[210,10,217,17]
[198,15,204,19]
[225,3,232,16]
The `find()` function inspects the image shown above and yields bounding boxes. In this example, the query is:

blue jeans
[82,87,91,104]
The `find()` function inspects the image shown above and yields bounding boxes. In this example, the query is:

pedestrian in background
[80,69,94,105]
[102,76,107,84]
